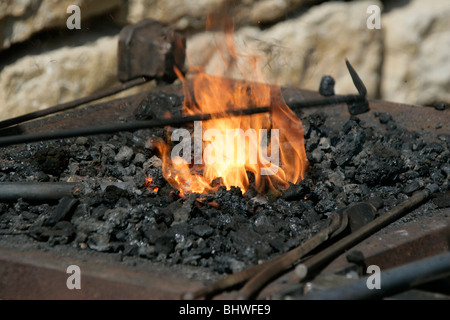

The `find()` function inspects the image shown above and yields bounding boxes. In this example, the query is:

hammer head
[347,99,369,115]
[118,19,186,83]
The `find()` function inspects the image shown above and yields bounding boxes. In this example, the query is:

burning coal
[155,17,308,196]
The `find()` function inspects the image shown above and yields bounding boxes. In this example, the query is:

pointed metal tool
[345,59,369,115]
[346,59,367,98]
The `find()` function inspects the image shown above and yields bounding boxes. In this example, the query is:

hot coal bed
[0,89,448,285]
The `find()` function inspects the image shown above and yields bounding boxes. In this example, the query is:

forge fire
[0,8,448,301]
[154,21,308,197]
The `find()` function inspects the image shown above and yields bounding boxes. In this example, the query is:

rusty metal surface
[0,240,211,300]
[323,213,450,272]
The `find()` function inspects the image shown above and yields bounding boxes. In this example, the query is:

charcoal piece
[213,256,244,274]
[14,198,29,212]
[169,222,191,241]
[282,180,312,201]
[101,145,116,162]
[306,135,320,152]
[422,142,444,155]
[35,147,69,176]
[122,244,139,257]
[104,185,129,204]
[104,207,130,228]
[44,197,79,226]
[134,99,156,121]
[252,214,275,235]
[334,124,366,167]
[267,233,286,253]
[386,121,397,131]
[144,228,164,244]
[91,204,108,219]
[432,193,450,208]
[307,112,327,132]
[192,224,214,238]
[314,199,337,214]
[115,146,134,165]
[134,92,182,120]
[29,221,74,245]
[344,167,356,180]
[403,181,422,195]
[319,75,335,97]
[87,233,112,252]
[356,144,403,185]
[189,245,213,258]
[49,221,75,246]
[138,245,156,259]
[253,242,273,260]
[170,193,197,226]
[154,235,175,255]
[230,225,261,248]
[36,171,50,182]
[346,250,365,265]
[430,169,445,185]
[133,153,146,167]
[311,149,323,163]
[434,103,447,110]
[378,112,392,124]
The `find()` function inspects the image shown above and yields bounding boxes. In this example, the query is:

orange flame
[155,15,308,196]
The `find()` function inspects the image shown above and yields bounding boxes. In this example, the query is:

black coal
[0,93,449,275]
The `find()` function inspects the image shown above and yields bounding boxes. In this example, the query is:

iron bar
[303,251,450,300]
[0,93,367,148]
[0,106,271,147]
[0,182,81,201]
[295,186,436,283]
[0,77,149,130]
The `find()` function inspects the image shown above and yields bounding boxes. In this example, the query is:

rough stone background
[0,0,449,121]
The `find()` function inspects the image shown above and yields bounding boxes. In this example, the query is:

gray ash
[0,107,449,275]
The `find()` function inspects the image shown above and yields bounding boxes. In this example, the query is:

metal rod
[303,251,450,300]
[0,106,271,148]
[288,94,364,109]
[0,93,368,148]
[0,182,81,201]
[295,188,434,283]
[0,77,149,130]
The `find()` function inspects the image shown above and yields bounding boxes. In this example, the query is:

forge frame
[0,81,448,300]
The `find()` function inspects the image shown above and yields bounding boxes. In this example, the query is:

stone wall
[1,0,449,121]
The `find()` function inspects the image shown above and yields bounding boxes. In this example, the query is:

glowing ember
[155,16,308,196]
[144,176,159,193]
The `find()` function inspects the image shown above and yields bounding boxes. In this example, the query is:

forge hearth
[0,80,448,299]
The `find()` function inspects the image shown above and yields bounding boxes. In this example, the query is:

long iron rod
[0,182,81,201]
[295,187,435,283]
[0,77,148,130]
[303,251,450,300]
[0,94,367,148]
